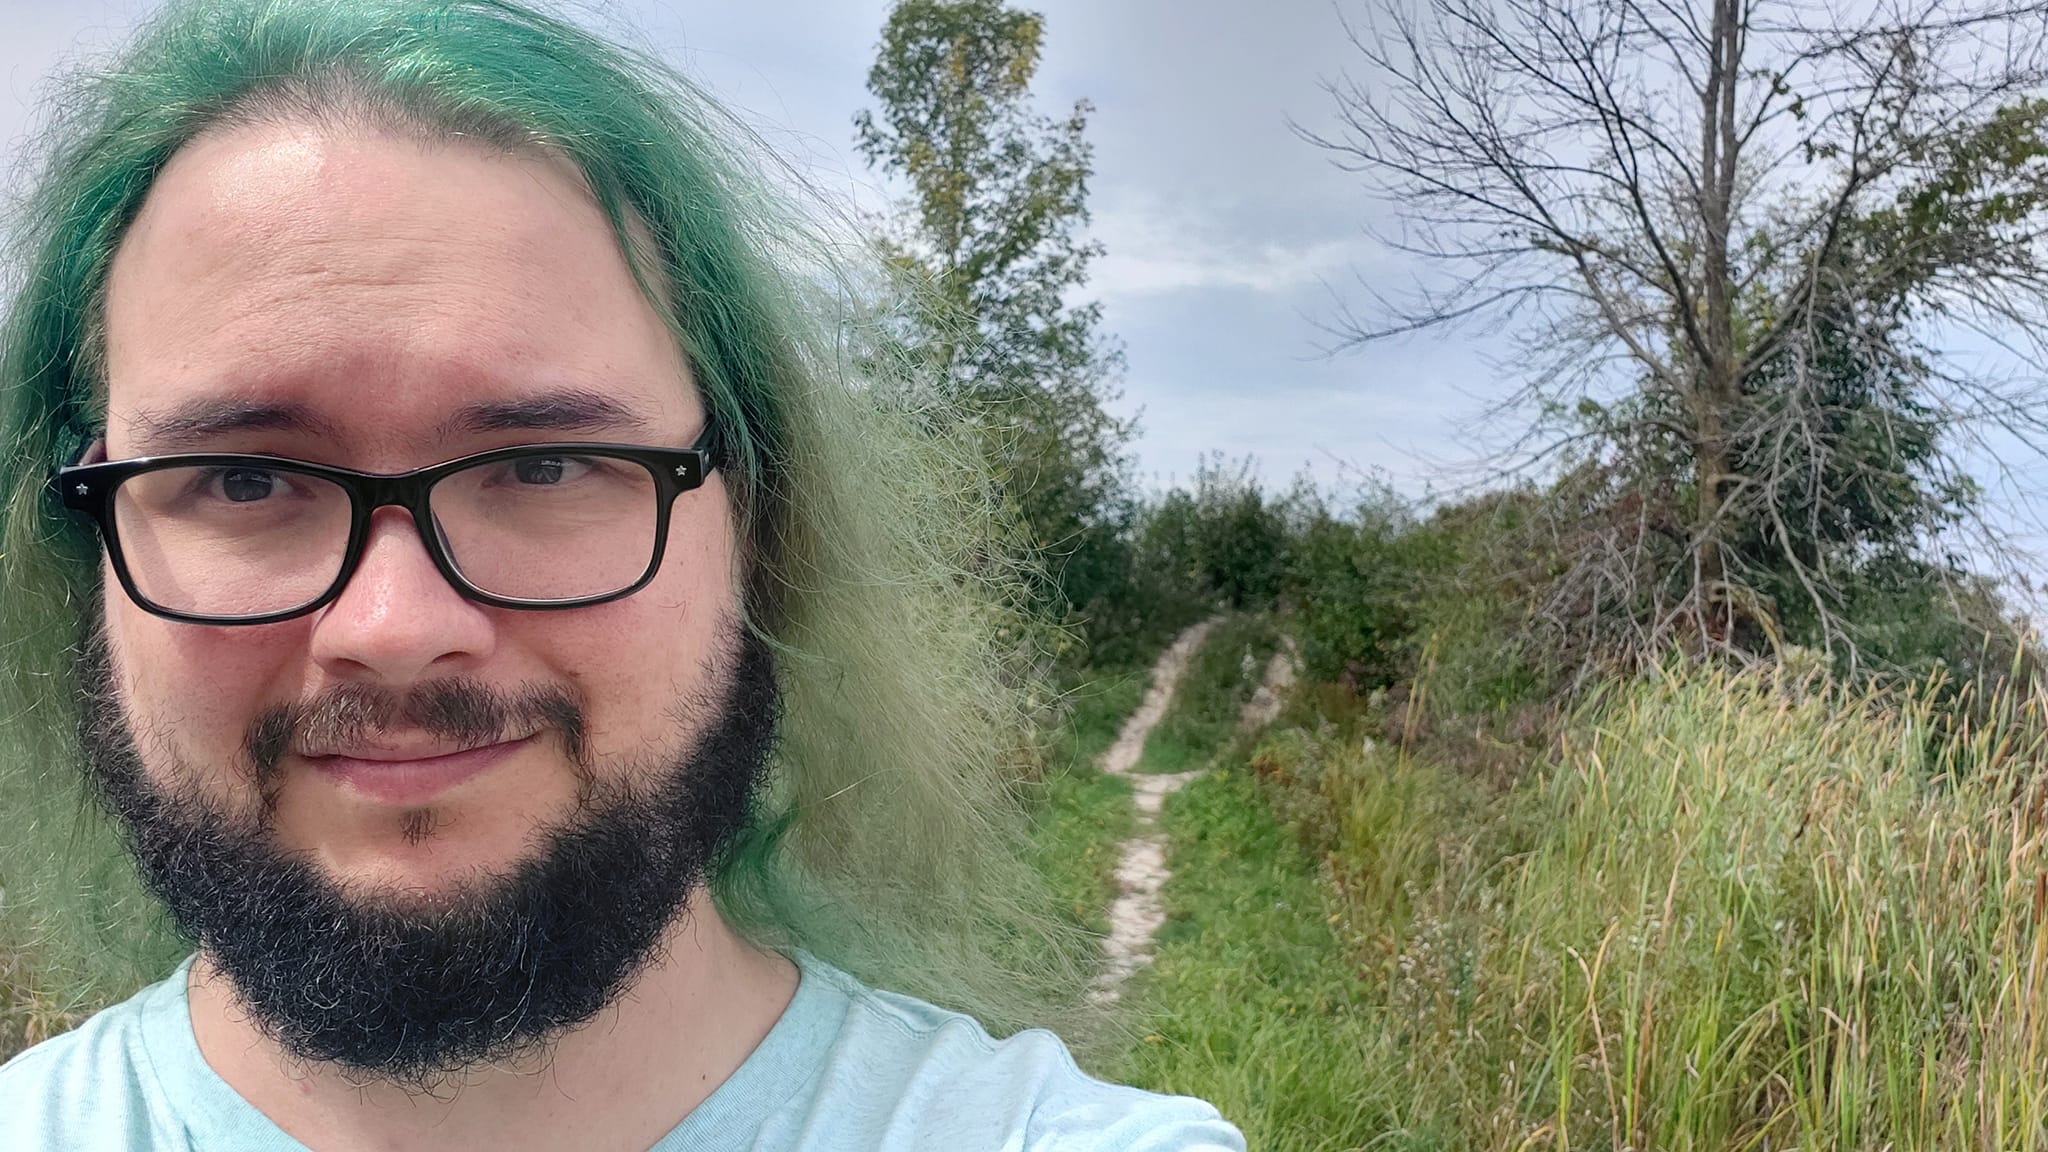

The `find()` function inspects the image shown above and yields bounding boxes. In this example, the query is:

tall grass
[1252,664,2048,1149]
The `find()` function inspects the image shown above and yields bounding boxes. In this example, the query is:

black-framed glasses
[52,429,720,625]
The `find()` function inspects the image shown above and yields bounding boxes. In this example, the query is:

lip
[306,735,535,805]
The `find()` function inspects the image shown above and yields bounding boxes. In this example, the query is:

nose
[307,506,496,685]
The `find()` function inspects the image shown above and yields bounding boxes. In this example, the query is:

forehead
[99,122,697,458]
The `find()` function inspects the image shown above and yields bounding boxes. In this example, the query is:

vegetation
[1305,0,2048,670]
[1134,613,1280,775]
[854,0,1135,636]
[1075,651,2048,1149]
[1109,765,1385,1150]
[1079,457,1290,669]
[1031,666,1147,933]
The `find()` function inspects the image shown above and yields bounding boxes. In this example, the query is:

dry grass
[0,947,91,1064]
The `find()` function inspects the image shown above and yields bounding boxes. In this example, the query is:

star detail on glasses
[75,483,89,497]
[675,465,689,477]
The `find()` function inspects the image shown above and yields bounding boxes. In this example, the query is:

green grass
[1030,761,1133,937]
[1089,657,2048,1149]
[1136,614,1279,775]
[1192,665,2048,1150]
[1030,665,1147,934]
[1049,664,1149,775]
[1107,763,1401,1150]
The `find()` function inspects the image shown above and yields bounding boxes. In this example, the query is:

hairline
[78,82,688,430]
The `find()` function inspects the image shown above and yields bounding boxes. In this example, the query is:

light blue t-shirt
[0,954,1243,1151]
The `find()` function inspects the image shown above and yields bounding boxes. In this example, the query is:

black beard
[77,626,778,1091]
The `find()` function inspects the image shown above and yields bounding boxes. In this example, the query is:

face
[98,122,738,896]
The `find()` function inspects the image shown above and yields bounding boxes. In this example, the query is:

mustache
[246,680,587,778]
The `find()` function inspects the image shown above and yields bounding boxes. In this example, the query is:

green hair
[0,0,1093,1042]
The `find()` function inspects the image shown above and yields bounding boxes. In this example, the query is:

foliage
[1284,481,1423,690]
[856,0,1134,636]
[1070,497,1212,669]
[1309,0,2048,668]
[1281,457,2027,718]
[1162,457,1291,611]
[1080,458,1293,667]
[1135,614,1280,775]
[1218,663,2048,1148]
[1284,481,1550,714]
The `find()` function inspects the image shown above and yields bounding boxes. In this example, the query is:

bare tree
[1305,0,2048,669]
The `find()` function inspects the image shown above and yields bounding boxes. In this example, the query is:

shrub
[1257,663,2048,1149]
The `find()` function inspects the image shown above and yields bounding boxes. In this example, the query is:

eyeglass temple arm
[691,421,723,470]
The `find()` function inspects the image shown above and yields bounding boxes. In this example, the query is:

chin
[315,835,520,905]
[273,754,589,893]
[295,806,570,902]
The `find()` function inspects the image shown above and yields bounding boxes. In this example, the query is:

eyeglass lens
[108,451,662,617]
[429,453,659,601]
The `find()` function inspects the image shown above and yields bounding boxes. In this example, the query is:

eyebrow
[441,390,653,438]
[122,389,655,455]
[124,399,344,454]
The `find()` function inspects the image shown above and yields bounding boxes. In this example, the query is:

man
[0,1,1244,1148]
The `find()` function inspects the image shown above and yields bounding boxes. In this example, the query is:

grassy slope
[1069,613,1402,1147]
[1109,764,1395,1150]
[1116,664,2048,1150]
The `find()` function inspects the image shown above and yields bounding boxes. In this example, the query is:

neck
[187,889,798,1152]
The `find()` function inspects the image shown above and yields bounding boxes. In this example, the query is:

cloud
[1096,235,1357,300]
[1088,198,1365,301]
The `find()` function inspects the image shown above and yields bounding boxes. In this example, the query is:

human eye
[132,463,324,522]
[511,455,582,485]
[209,466,285,503]
[450,453,646,513]
[487,453,613,489]
[170,464,297,507]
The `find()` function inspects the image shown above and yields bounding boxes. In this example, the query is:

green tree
[855,0,1133,634]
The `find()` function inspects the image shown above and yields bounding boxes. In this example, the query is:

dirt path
[1089,622,1298,1004]
[1238,635,1300,733]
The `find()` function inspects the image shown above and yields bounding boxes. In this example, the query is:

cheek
[536,490,742,751]
[106,584,308,770]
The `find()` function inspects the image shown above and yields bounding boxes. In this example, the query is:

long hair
[0,0,1089,1041]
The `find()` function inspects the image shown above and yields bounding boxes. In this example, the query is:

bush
[1250,664,2048,1149]
[1074,456,1290,668]
[1284,482,1547,715]
[1284,484,1416,690]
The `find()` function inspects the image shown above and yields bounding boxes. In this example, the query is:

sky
[0,0,1488,497]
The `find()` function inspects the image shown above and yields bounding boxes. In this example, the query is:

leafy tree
[855,0,1133,632]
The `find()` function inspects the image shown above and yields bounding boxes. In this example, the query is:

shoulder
[799,962,1244,1151]
[0,979,184,1150]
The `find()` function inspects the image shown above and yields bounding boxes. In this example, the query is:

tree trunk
[1693,0,1743,644]
[1694,385,1730,642]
